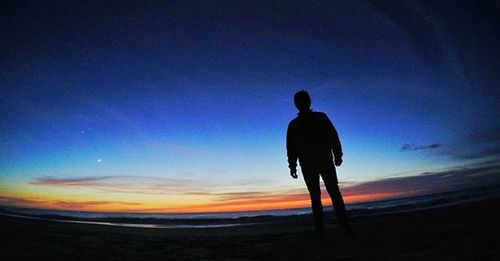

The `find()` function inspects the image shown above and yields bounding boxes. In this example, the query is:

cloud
[29,175,276,197]
[30,175,201,195]
[32,176,114,186]
[0,196,142,210]
[209,191,303,203]
[341,160,500,197]
[165,191,313,212]
[206,160,500,212]
[48,200,141,209]
[401,143,441,151]
[18,160,500,212]
[0,196,46,206]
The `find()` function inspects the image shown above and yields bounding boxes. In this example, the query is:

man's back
[287,110,342,168]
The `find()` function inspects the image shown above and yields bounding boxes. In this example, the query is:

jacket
[286,110,343,170]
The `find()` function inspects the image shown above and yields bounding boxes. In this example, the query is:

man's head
[294,90,311,112]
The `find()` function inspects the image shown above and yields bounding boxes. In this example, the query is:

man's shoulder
[288,116,299,126]
[311,111,329,119]
[312,111,327,116]
[290,111,327,121]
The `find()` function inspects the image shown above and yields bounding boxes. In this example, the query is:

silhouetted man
[286,90,350,236]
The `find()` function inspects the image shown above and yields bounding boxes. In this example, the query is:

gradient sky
[1,0,499,213]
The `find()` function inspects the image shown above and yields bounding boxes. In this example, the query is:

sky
[1,0,499,213]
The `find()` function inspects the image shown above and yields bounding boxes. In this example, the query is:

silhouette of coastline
[1,194,500,260]
[2,184,499,229]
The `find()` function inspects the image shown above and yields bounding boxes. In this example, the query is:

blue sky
[1,0,499,212]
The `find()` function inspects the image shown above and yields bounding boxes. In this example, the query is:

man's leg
[321,166,350,229]
[302,168,324,234]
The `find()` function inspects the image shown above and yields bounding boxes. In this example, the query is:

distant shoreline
[2,184,500,229]
[2,196,500,260]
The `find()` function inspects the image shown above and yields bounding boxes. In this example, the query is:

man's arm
[286,122,298,178]
[323,114,343,166]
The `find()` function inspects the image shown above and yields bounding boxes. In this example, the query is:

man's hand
[290,169,298,179]
[335,157,343,167]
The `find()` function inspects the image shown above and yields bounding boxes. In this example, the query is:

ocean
[2,184,500,228]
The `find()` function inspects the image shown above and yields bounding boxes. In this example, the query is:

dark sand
[1,197,500,260]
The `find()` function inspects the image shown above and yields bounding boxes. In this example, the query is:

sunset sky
[1,1,499,213]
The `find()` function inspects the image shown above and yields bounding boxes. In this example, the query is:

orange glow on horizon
[0,189,407,213]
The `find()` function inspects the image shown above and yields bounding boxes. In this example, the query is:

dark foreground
[1,198,500,260]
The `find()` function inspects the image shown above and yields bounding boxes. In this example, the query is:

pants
[301,164,349,231]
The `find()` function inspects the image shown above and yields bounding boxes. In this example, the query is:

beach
[1,197,499,260]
